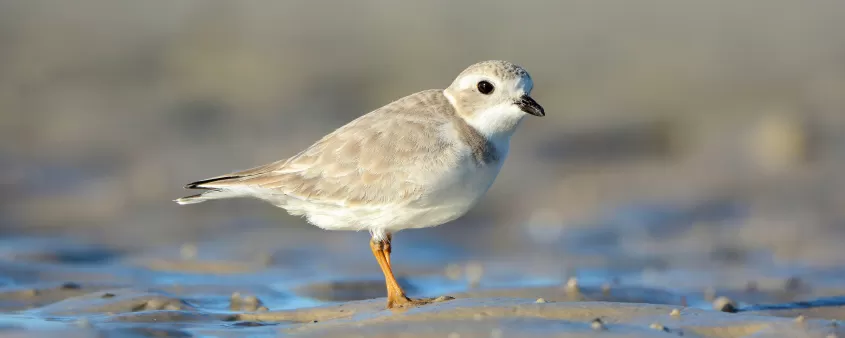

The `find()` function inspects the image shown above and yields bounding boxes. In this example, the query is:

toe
[432,295,455,302]
[387,295,454,309]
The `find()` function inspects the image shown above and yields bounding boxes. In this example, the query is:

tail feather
[184,176,243,189]
[174,193,209,205]
[175,187,246,205]
[177,165,276,205]
[177,175,248,205]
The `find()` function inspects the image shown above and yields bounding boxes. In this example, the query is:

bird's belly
[298,159,502,233]
[394,159,504,230]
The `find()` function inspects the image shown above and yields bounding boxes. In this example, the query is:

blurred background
[1,0,845,312]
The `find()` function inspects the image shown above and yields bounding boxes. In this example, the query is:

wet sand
[1,230,844,338]
[3,282,844,337]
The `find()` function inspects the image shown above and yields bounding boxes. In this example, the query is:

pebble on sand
[230,292,265,311]
[61,282,81,290]
[564,277,579,293]
[591,318,606,331]
[713,296,738,313]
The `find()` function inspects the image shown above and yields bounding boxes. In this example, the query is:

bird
[175,60,544,309]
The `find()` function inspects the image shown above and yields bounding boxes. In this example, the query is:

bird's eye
[477,81,494,95]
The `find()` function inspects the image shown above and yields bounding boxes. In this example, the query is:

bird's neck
[465,105,524,141]
[443,90,525,142]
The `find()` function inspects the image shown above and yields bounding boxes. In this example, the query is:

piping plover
[176,60,544,308]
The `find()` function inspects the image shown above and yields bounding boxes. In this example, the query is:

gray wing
[184,90,461,207]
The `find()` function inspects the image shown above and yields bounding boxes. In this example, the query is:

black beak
[516,95,545,116]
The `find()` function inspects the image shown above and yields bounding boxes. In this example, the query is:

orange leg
[370,237,411,308]
[369,233,453,309]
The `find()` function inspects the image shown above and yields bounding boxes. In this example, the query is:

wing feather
[186,90,461,208]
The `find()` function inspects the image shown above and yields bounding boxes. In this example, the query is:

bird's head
[444,60,544,139]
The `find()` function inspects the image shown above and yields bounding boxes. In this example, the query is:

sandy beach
[1,226,844,337]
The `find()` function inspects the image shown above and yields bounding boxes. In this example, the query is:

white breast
[382,134,510,232]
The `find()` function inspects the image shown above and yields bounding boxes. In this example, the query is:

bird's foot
[387,295,454,309]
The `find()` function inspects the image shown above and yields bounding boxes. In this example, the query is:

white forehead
[455,73,533,94]
[451,60,534,94]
